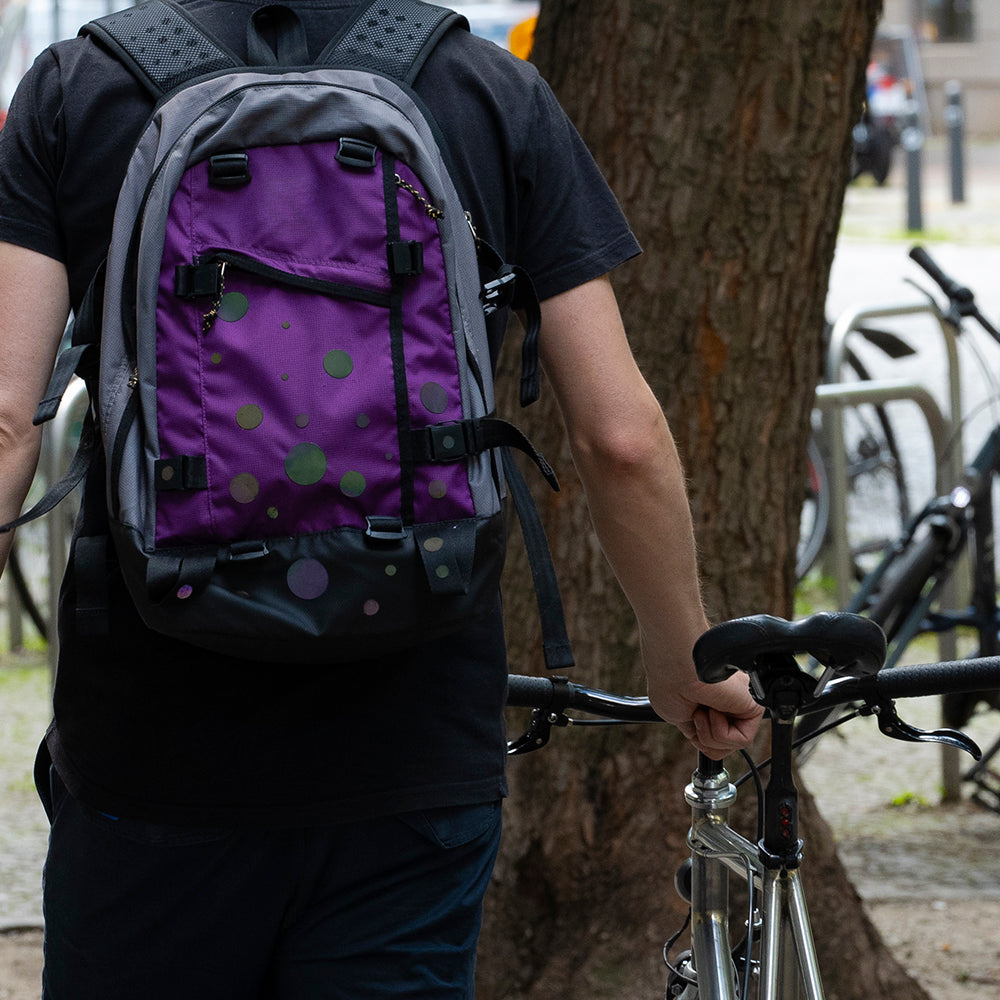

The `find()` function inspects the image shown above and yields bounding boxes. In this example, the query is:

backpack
[4,0,574,669]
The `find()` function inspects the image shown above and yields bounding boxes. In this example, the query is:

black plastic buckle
[365,516,407,543]
[175,262,223,300]
[481,271,517,316]
[388,240,424,277]
[208,152,251,188]
[422,423,470,462]
[228,540,268,561]
[336,137,378,170]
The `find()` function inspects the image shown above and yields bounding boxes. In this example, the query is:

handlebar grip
[908,245,973,305]
[875,656,1000,701]
[506,674,556,708]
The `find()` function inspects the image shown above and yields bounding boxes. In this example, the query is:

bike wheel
[836,348,911,579]
[797,437,830,579]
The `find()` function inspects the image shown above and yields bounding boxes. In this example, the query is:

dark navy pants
[40,768,501,999]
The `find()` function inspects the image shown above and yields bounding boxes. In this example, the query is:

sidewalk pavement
[840,137,1000,245]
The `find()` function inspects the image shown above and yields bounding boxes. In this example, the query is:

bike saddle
[693,612,887,685]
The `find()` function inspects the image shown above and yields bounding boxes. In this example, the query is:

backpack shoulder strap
[318,0,468,85]
[80,0,243,100]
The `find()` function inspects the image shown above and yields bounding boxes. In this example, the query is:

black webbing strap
[411,416,558,491]
[33,343,90,425]
[317,0,468,85]
[0,408,98,535]
[477,239,542,407]
[146,548,218,604]
[80,0,242,99]
[502,449,574,671]
[247,5,310,66]
[73,535,110,637]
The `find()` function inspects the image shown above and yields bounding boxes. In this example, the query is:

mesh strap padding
[82,0,241,97]
[319,0,467,84]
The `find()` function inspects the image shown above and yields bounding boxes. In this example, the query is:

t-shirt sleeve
[515,75,641,301]
[0,49,67,262]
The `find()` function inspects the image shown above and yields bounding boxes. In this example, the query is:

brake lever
[868,699,982,759]
[507,707,572,756]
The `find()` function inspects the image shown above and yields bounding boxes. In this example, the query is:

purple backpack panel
[154,143,471,546]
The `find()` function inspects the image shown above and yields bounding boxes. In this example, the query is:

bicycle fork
[682,753,824,1000]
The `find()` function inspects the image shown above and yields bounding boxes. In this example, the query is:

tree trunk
[477,2,929,999]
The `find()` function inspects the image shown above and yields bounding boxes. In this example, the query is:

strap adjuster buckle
[481,271,517,316]
[424,421,472,462]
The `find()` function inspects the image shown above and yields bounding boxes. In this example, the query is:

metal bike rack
[823,298,967,799]
[822,299,964,609]
[40,376,88,675]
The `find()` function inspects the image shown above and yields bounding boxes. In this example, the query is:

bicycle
[792,247,1000,785]
[506,610,1000,1000]
[797,322,913,580]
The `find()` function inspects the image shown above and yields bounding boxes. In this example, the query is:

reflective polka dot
[340,471,366,498]
[385,565,397,577]
[363,599,380,616]
[356,414,370,428]
[210,352,222,364]
[420,381,448,414]
[429,480,447,499]
[295,414,309,429]
[281,321,291,330]
[285,443,327,485]
[236,404,263,430]
[230,473,259,503]
[435,565,450,579]
[160,466,175,484]
[267,507,279,519]
[287,559,328,600]
[423,537,443,552]
[177,584,193,599]
[218,292,249,322]
[323,350,354,379]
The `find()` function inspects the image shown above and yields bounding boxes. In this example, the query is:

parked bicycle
[797,322,912,580]
[507,611,1000,999]
[793,248,1000,791]
[803,244,1000,592]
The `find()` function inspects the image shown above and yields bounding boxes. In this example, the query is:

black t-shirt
[0,0,640,826]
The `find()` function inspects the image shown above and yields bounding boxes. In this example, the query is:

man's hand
[647,668,763,760]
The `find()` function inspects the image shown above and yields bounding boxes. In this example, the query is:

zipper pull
[465,211,480,247]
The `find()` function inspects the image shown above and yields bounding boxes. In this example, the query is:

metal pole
[944,79,966,204]
[901,100,924,232]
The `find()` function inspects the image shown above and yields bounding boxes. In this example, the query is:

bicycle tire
[797,437,830,579]
[839,347,911,577]
[798,345,911,582]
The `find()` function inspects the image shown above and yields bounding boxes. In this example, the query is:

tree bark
[477,2,930,999]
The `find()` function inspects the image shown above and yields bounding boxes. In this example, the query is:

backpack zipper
[195,250,393,311]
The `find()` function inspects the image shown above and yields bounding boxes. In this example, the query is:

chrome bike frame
[684,756,823,1000]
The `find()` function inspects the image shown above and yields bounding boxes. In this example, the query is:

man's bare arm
[537,275,761,757]
[0,243,71,576]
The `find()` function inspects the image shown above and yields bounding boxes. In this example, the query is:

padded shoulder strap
[318,0,468,85]
[80,0,243,99]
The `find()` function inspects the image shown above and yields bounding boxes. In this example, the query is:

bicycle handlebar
[908,244,1000,341]
[806,654,1000,713]
[506,673,660,722]
[507,654,1000,721]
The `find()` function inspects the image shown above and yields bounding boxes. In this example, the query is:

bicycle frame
[684,759,823,1000]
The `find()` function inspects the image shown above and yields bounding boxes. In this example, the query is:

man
[0,2,761,996]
